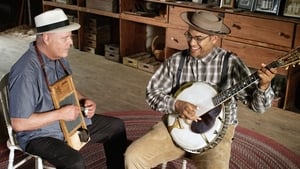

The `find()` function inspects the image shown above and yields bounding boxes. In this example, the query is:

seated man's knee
[64,152,85,169]
[124,145,138,161]
[125,144,149,168]
[112,118,126,132]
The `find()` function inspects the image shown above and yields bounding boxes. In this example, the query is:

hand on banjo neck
[257,63,277,91]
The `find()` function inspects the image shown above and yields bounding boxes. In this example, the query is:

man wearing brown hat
[125,10,277,169]
[8,8,127,169]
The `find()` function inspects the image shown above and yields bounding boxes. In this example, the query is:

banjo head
[174,82,217,110]
[168,82,230,153]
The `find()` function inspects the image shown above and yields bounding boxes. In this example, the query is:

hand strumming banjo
[167,47,300,154]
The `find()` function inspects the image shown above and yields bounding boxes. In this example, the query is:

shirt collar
[29,41,58,69]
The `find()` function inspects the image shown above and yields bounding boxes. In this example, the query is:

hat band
[36,20,70,33]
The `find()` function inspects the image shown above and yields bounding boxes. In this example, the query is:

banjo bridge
[168,117,183,132]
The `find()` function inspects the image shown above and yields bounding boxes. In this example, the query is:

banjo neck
[212,61,279,107]
[212,46,300,106]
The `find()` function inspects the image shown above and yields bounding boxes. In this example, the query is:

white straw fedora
[34,8,80,34]
[181,10,230,35]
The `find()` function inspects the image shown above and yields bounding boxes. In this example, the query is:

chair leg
[161,159,187,169]
[14,156,33,168]
[35,157,43,169]
[7,149,15,169]
[161,162,167,169]
[181,159,187,169]
[7,149,33,169]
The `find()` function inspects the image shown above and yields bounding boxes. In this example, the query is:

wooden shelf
[79,7,119,19]
[43,1,79,10]
[120,12,168,27]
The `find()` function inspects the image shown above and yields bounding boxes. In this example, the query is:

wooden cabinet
[166,28,188,50]
[224,14,294,49]
[169,6,195,29]
[42,0,300,111]
[221,13,299,111]
[284,24,300,111]
[222,13,296,76]
[222,39,287,75]
[295,24,300,48]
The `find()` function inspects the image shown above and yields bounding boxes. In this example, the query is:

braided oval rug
[105,111,300,169]
[2,110,299,169]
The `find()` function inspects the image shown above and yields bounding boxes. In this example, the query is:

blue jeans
[26,114,127,169]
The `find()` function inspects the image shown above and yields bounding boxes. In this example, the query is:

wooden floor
[0,30,299,156]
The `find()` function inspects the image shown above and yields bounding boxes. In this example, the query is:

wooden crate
[85,39,97,48]
[105,44,119,54]
[122,52,151,68]
[84,25,111,55]
[104,44,120,62]
[83,47,95,54]
[138,57,161,73]
[105,51,120,62]
[86,0,118,12]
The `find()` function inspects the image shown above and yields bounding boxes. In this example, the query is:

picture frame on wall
[253,0,281,15]
[220,0,235,8]
[283,0,300,18]
[238,0,255,10]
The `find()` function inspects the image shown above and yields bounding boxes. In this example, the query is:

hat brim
[181,11,230,35]
[36,22,80,34]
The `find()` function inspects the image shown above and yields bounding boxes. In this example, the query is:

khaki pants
[125,121,235,169]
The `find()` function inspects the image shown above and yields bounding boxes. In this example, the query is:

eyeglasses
[184,32,210,44]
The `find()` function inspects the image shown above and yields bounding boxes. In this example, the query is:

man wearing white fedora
[125,10,277,169]
[8,8,127,169]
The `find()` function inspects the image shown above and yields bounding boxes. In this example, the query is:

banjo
[167,47,300,154]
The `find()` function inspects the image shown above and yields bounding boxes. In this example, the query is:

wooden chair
[0,73,55,169]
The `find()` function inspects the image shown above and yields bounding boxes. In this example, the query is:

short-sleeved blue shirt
[8,42,91,150]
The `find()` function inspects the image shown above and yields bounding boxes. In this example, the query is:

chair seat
[0,141,34,169]
[7,140,24,152]
[0,141,24,166]
[7,140,56,169]
[0,73,55,169]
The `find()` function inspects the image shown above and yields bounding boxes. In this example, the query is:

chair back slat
[0,73,17,145]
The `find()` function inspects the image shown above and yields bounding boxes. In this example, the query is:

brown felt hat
[181,10,230,35]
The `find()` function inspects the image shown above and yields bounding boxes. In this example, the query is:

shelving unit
[42,0,300,111]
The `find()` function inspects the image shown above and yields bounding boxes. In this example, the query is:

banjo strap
[171,50,187,94]
[35,45,70,89]
[220,51,231,90]
[176,50,187,87]
[172,50,231,94]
